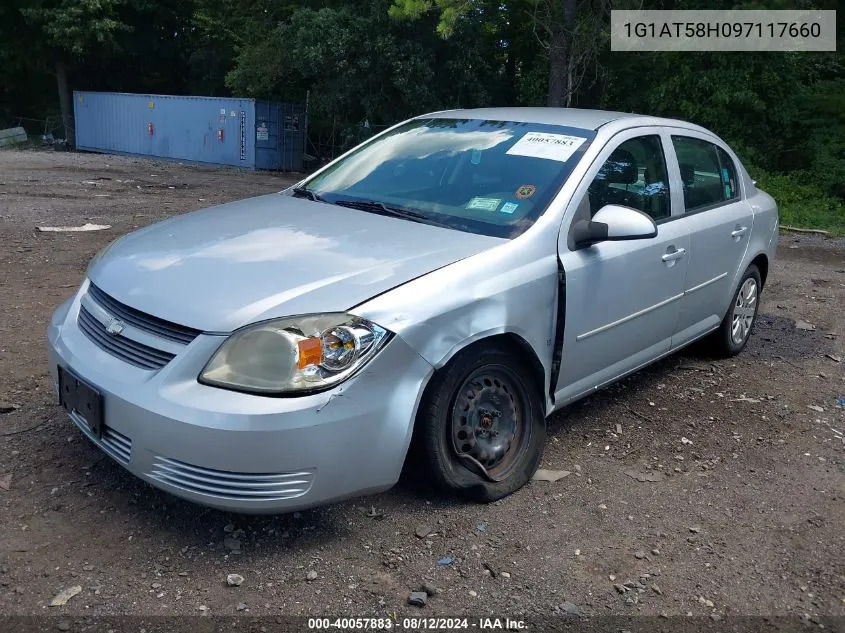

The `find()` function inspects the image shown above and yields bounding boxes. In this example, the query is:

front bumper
[47,288,433,513]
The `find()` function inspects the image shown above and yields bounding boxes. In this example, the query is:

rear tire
[707,264,761,357]
[414,344,545,502]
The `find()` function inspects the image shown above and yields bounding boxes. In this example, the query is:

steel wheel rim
[731,277,758,345]
[450,366,529,480]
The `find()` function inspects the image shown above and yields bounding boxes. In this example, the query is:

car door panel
[556,223,689,404]
[554,129,689,405]
[671,203,754,346]
[666,134,755,348]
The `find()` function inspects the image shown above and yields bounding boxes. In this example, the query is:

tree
[531,0,609,107]
[389,0,608,107]
[225,0,502,157]
[0,1,44,125]
[21,0,129,144]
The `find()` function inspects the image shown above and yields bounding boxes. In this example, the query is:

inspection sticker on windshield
[515,184,536,199]
[506,133,587,162]
[466,197,501,211]
[500,202,520,214]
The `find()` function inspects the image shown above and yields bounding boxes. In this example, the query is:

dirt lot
[0,149,843,625]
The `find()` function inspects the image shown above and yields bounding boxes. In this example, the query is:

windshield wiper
[291,186,327,203]
[333,198,429,222]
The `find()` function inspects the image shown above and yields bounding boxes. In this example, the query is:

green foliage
[0,1,50,123]
[225,0,500,139]
[389,0,458,37]
[753,169,845,236]
[794,78,845,200]
[21,0,129,56]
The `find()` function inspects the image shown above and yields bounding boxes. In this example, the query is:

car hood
[89,193,502,332]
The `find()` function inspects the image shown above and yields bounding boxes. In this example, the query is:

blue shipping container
[74,91,305,171]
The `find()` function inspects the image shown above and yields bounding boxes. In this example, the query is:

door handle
[731,226,748,238]
[661,248,686,263]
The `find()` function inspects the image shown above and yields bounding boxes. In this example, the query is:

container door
[280,103,305,172]
[254,101,281,170]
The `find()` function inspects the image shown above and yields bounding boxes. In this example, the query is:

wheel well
[751,253,769,288]
[407,333,548,467]
[499,333,546,399]
[440,334,547,404]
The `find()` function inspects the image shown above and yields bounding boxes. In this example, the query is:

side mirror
[572,204,657,248]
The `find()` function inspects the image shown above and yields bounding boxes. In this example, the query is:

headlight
[198,313,390,395]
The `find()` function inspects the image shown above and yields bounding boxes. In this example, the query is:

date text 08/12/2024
[307,617,528,630]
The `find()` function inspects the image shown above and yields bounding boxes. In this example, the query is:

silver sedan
[48,108,778,512]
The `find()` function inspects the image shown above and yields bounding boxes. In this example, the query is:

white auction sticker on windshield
[506,133,587,162]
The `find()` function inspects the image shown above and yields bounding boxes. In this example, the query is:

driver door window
[586,135,670,221]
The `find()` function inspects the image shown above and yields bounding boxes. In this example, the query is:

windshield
[300,118,596,238]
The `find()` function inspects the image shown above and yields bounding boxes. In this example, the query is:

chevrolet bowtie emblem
[105,317,125,336]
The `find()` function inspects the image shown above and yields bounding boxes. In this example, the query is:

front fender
[354,242,559,414]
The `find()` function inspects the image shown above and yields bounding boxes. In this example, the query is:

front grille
[69,410,132,465]
[78,305,175,370]
[149,456,314,501]
[87,284,201,345]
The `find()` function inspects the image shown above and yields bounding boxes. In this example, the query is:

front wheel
[707,264,762,357]
[414,344,545,502]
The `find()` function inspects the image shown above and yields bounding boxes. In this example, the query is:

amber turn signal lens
[296,338,322,369]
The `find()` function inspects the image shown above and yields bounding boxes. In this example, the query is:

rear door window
[715,146,739,201]
[671,136,740,212]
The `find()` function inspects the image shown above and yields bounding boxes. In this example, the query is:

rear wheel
[415,344,545,502]
[707,264,761,357]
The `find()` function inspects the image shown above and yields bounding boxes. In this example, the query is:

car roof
[421,107,701,133]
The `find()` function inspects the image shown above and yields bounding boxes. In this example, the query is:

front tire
[708,264,762,357]
[414,344,545,502]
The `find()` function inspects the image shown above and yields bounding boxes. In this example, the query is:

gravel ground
[0,149,843,625]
